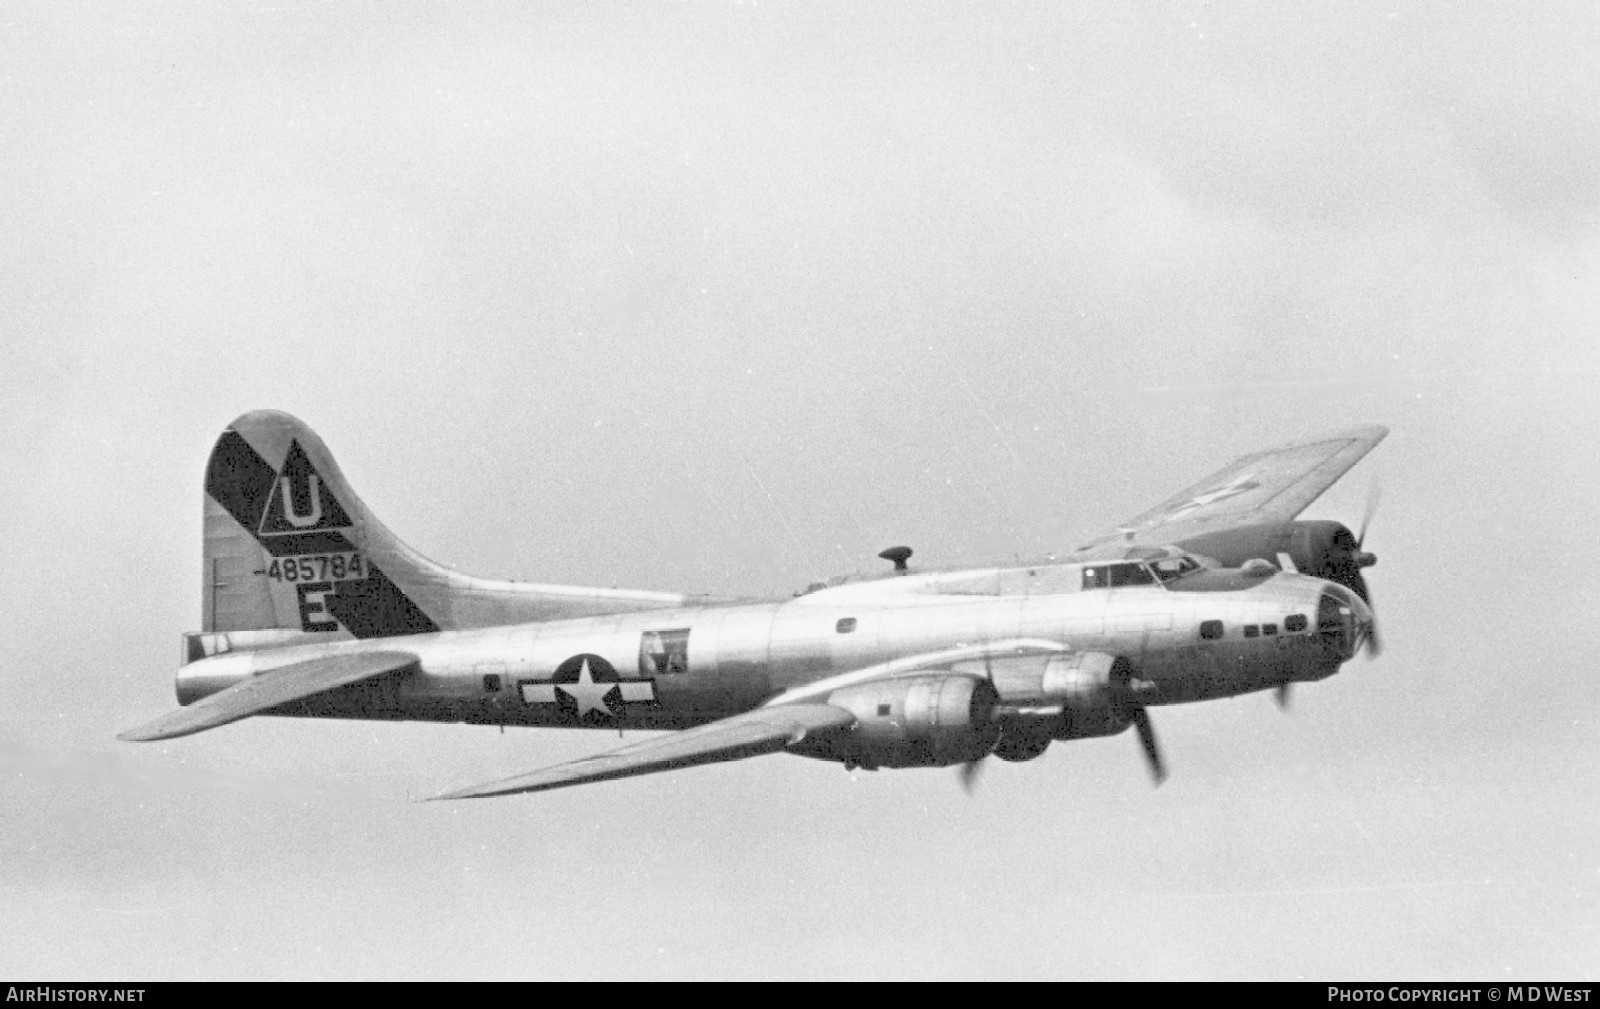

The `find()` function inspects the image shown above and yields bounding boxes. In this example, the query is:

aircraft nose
[1316,585,1374,661]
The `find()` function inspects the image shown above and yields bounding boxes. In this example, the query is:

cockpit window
[1109,562,1155,587]
[1083,562,1158,590]
[1149,556,1201,582]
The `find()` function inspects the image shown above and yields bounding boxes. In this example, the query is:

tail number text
[266,553,366,584]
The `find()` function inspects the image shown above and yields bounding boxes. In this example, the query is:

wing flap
[118,650,419,742]
[430,703,855,800]
[1073,425,1388,555]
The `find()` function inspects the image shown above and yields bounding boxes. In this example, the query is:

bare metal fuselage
[176,565,1353,733]
[120,411,1388,794]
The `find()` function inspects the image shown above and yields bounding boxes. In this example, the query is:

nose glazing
[1316,586,1373,660]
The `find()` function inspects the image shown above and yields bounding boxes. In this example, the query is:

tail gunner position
[122,412,1384,798]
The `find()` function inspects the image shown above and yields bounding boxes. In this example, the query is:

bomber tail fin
[198,410,699,647]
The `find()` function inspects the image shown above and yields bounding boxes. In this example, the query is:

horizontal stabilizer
[119,650,418,742]
[430,703,855,800]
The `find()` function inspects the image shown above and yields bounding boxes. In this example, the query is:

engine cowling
[1046,652,1138,741]
[981,650,1141,742]
[825,675,1001,769]
[1176,520,1374,602]
[993,717,1055,762]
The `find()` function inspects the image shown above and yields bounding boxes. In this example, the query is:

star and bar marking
[1133,471,1264,529]
[519,654,656,720]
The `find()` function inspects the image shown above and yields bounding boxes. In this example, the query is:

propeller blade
[958,757,986,795]
[1349,569,1373,606]
[1354,577,1382,658]
[1357,475,1382,549]
[1342,496,1382,655]
[1131,709,1166,785]
[1275,683,1292,710]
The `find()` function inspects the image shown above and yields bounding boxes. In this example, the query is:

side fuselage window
[640,629,691,676]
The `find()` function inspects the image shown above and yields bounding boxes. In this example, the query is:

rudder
[202,411,439,639]
[200,410,699,645]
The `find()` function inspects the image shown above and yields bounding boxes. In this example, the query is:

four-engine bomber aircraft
[121,411,1385,798]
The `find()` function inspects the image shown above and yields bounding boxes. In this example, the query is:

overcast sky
[2,2,1596,980]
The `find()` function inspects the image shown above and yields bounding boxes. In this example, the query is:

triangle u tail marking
[279,474,324,529]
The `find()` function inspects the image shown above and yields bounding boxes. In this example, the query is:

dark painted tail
[199,410,701,643]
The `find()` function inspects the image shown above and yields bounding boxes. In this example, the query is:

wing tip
[117,720,188,743]
[424,787,488,802]
[427,777,547,801]
[1247,423,1390,458]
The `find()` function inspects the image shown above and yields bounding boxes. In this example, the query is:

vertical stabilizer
[199,410,706,642]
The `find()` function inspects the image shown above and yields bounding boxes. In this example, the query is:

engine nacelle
[1043,651,1120,706]
[825,675,1000,769]
[1045,652,1137,741]
[1176,520,1368,585]
[987,650,1117,704]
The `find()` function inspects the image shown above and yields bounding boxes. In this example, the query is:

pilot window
[639,628,690,676]
[1262,623,1277,636]
[1109,563,1155,587]
[1150,556,1201,582]
[1082,562,1157,590]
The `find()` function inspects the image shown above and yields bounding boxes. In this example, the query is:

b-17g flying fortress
[122,410,1385,799]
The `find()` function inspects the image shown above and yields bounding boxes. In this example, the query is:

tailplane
[197,410,701,649]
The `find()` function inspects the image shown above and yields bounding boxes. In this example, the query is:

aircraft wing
[118,650,419,742]
[1071,425,1389,556]
[431,639,1075,800]
[430,703,856,800]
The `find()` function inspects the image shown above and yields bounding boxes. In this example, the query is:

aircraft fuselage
[174,565,1360,732]
[121,412,1389,794]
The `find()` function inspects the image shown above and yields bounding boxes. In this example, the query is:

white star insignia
[519,658,657,718]
[555,657,617,718]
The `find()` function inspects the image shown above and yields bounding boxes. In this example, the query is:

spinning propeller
[959,757,986,795]
[958,673,1166,793]
[1131,707,1166,784]
[1320,477,1384,657]
[1351,479,1382,658]
[1281,477,1384,711]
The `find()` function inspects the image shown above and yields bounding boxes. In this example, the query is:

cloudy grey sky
[2,2,1596,980]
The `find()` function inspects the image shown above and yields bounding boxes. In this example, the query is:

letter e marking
[297,581,339,632]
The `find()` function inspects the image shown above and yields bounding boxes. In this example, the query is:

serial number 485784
[266,553,366,584]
